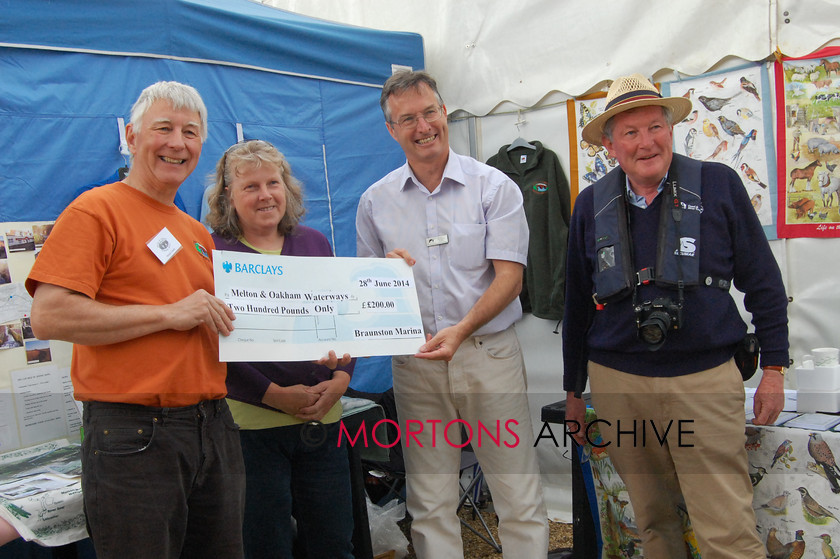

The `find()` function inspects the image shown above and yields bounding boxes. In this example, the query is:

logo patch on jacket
[675,237,697,257]
[532,182,548,193]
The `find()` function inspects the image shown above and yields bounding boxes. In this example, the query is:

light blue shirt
[356,149,529,337]
[625,175,667,208]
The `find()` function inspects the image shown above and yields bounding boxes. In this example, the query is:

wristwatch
[762,365,786,377]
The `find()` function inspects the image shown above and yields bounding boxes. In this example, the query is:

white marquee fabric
[263,0,840,523]
[262,0,840,115]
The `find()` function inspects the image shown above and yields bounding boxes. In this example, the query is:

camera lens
[639,312,671,350]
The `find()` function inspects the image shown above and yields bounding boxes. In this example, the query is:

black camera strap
[626,172,686,313]
[666,176,686,312]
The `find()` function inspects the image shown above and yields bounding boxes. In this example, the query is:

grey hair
[602,104,675,142]
[129,81,208,142]
[380,70,444,123]
[205,140,305,240]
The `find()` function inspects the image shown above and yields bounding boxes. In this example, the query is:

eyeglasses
[390,106,445,130]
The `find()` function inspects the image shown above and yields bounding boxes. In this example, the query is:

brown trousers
[589,359,765,559]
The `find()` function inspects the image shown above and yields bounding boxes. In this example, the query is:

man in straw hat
[562,73,788,558]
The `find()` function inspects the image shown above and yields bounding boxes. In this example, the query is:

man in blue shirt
[356,70,548,559]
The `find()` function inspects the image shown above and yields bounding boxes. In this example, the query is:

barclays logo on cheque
[222,261,284,275]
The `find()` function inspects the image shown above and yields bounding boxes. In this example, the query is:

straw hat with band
[581,73,692,147]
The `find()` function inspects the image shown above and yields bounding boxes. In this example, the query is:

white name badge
[147,227,182,264]
[426,234,449,247]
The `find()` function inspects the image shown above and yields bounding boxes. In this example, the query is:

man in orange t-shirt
[26,81,245,559]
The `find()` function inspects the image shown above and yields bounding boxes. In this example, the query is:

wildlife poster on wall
[774,46,840,238]
[662,64,778,240]
[567,92,611,205]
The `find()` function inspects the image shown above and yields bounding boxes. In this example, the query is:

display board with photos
[0,222,77,455]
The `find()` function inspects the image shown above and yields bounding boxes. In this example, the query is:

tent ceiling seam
[449,99,568,122]
[0,42,384,90]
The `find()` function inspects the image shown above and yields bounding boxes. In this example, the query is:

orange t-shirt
[26,182,225,407]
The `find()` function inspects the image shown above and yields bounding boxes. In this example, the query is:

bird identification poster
[774,46,840,238]
[213,251,426,362]
[569,93,610,203]
[663,63,778,240]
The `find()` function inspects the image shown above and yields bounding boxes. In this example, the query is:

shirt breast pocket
[449,223,486,271]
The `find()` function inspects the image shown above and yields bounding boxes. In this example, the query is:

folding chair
[457,450,502,553]
[352,388,501,553]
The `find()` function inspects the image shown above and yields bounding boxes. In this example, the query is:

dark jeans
[81,399,245,559]
[240,421,354,559]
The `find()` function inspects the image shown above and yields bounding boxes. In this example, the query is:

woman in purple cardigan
[206,140,355,559]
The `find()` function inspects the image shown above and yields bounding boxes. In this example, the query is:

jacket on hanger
[487,140,571,320]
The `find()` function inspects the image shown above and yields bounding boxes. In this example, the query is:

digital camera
[634,297,682,350]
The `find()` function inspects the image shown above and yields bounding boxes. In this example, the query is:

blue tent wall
[0,0,422,392]
[0,0,423,86]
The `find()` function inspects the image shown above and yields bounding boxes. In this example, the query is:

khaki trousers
[589,360,765,559]
[392,326,548,559]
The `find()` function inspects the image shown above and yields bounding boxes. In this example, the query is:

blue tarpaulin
[0,0,423,391]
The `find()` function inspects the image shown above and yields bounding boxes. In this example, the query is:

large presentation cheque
[213,250,426,362]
